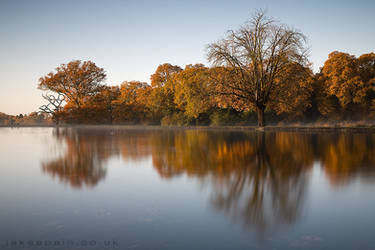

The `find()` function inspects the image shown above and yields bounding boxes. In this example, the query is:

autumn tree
[112,81,153,124]
[174,64,215,119]
[321,52,359,110]
[207,10,309,126]
[38,60,106,108]
[81,86,120,124]
[118,81,150,105]
[357,53,375,115]
[321,51,375,118]
[269,62,313,118]
[149,63,182,116]
[308,73,341,120]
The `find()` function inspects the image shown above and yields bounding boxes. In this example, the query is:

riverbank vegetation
[1,10,374,127]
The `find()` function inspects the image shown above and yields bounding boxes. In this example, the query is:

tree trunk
[109,106,113,125]
[53,113,60,126]
[257,105,265,127]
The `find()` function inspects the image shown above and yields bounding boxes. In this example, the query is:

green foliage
[161,112,193,126]
[209,109,255,126]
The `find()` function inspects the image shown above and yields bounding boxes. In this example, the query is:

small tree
[207,10,309,126]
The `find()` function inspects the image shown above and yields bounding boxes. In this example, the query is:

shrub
[161,112,193,126]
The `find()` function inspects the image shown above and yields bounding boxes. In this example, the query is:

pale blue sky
[1,0,374,115]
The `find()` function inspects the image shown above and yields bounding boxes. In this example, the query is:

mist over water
[1,127,375,249]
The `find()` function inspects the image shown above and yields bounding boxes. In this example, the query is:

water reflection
[41,128,375,235]
[151,131,312,237]
[317,133,375,186]
[41,129,109,188]
[41,128,153,188]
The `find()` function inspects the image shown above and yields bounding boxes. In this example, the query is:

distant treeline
[0,112,50,126]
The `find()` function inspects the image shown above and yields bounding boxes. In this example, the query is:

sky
[0,0,374,115]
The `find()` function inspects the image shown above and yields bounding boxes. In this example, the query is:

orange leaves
[321,51,375,110]
[36,50,375,125]
[110,81,153,124]
[39,60,106,108]
[148,63,182,117]
[118,81,150,105]
[208,66,251,112]
[150,63,182,88]
[270,62,314,117]
[173,64,214,118]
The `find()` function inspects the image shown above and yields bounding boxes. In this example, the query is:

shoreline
[1,124,375,132]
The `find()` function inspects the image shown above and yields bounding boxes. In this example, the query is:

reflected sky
[1,127,375,249]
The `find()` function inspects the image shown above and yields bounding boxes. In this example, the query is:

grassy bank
[1,123,375,132]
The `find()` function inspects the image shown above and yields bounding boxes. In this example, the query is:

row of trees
[38,51,375,126]
[0,112,49,126]
[38,11,375,126]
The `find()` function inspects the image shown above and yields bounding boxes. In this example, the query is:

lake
[0,127,375,250]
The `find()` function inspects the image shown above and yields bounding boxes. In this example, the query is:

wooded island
[1,11,374,127]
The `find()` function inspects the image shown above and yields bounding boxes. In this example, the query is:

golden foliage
[173,64,214,118]
[36,50,375,125]
[321,51,375,113]
[39,60,106,108]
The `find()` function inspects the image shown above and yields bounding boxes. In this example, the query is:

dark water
[1,127,375,250]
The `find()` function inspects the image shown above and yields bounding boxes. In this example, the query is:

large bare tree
[207,10,309,126]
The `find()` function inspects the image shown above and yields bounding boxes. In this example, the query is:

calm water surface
[0,127,375,250]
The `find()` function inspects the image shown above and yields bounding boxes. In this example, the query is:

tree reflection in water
[41,128,153,188]
[41,128,375,235]
[41,128,109,188]
[151,131,314,237]
[317,132,375,186]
